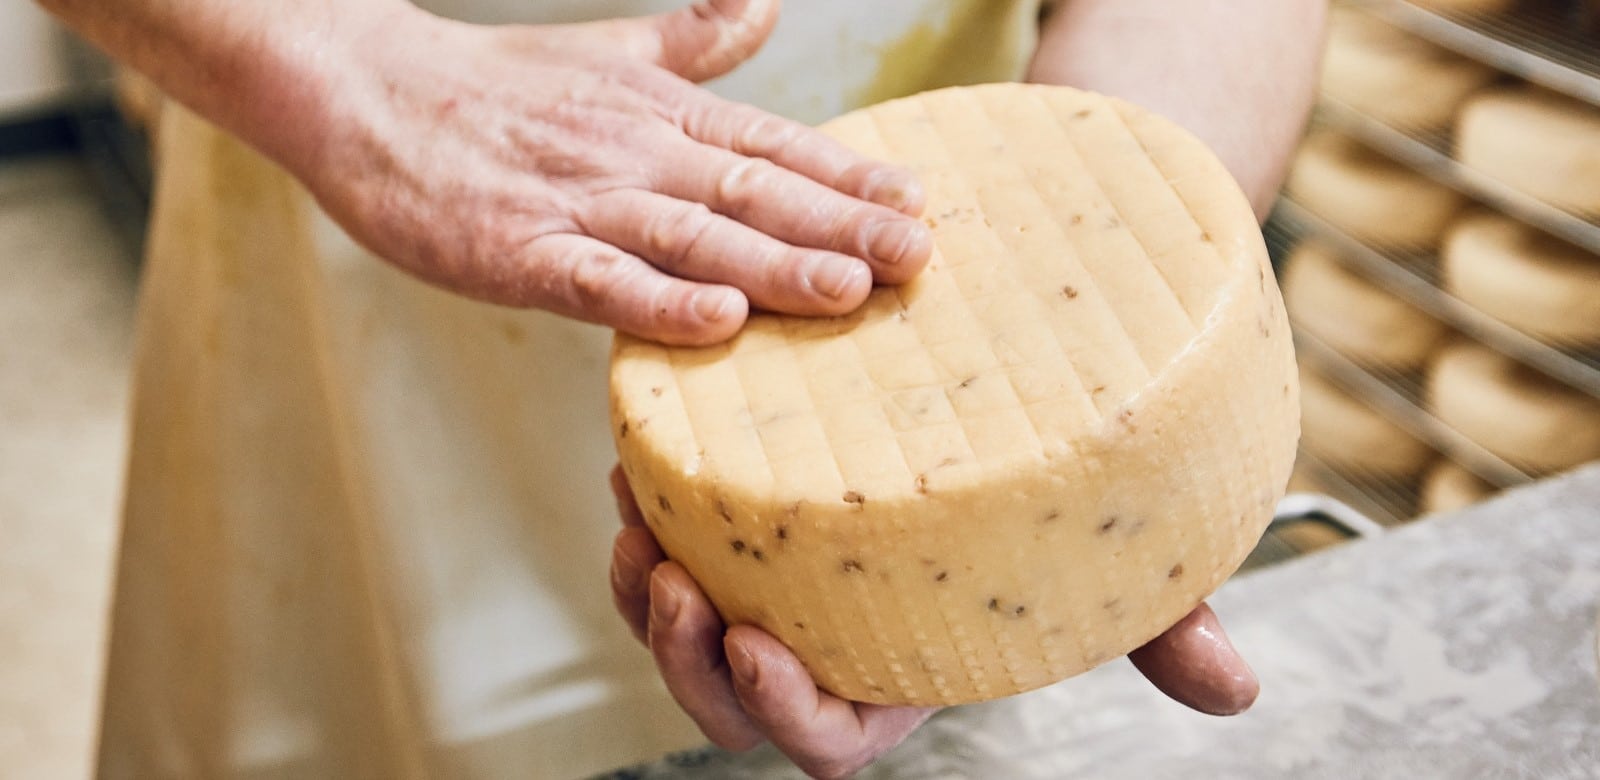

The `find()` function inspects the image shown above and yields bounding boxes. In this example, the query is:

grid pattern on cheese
[611,84,1298,706]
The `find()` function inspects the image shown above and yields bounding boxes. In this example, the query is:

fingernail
[865,169,924,213]
[727,638,759,687]
[867,219,930,265]
[808,257,868,301]
[650,571,681,626]
[612,542,646,594]
[691,288,735,323]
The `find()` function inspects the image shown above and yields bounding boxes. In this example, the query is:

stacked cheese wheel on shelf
[1442,212,1600,343]
[1298,366,1434,479]
[1418,460,1497,515]
[1289,131,1465,247]
[1428,341,1600,472]
[1457,87,1600,215]
[611,84,1300,706]
[1321,7,1498,129]
[1282,240,1448,368]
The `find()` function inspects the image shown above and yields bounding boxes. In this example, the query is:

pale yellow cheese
[1289,131,1466,247]
[609,84,1299,706]
[1457,88,1600,215]
[1298,366,1433,478]
[1283,240,1449,369]
[1428,341,1600,471]
[1321,8,1497,130]
[1417,460,1496,515]
[1442,212,1600,343]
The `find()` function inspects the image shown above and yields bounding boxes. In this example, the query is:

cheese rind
[1428,342,1600,471]
[610,84,1298,706]
[1442,212,1600,343]
[1418,460,1496,515]
[1283,240,1448,369]
[1289,131,1465,247]
[1456,88,1600,215]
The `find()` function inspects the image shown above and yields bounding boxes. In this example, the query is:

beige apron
[97,3,1045,777]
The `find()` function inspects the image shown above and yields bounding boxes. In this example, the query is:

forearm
[34,0,409,169]
[1029,0,1326,219]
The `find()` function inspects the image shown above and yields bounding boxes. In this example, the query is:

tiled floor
[0,153,138,778]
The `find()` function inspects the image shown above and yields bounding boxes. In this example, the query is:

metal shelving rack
[1273,0,1600,529]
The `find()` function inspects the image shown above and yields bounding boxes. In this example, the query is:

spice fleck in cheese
[609,84,1299,706]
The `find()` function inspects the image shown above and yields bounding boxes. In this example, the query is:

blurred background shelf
[1355,0,1600,107]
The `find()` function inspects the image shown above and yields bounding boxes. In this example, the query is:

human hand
[607,467,1260,779]
[280,0,931,345]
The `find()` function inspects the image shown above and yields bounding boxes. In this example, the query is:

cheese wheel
[1272,520,1349,554]
[1442,212,1600,343]
[1411,0,1516,12]
[1457,88,1600,215]
[1283,240,1448,369]
[610,84,1299,706]
[1289,131,1466,247]
[1428,341,1600,471]
[1299,366,1434,478]
[1418,460,1496,515]
[1321,9,1498,129]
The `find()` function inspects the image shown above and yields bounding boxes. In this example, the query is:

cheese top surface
[1283,240,1447,368]
[609,84,1298,705]
[1442,212,1600,343]
[1457,88,1600,214]
[1289,131,1464,247]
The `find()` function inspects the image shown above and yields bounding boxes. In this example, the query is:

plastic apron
[96,2,1044,777]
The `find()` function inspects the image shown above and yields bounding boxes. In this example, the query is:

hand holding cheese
[609,468,1258,777]
[40,0,934,347]
[611,83,1296,716]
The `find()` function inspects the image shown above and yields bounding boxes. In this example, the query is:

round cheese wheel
[1417,460,1496,515]
[1321,9,1498,130]
[1442,212,1600,343]
[1289,131,1466,247]
[1411,0,1516,12]
[1298,366,1434,478]
[610,84,1299,706]
[1457,88,1600,215]
[1428,341,1600,471]
[1282,240,1448,369]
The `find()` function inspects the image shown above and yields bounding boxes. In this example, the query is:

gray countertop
[604,465,1600,779]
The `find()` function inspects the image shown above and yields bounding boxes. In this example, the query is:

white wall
[0,4,84,117]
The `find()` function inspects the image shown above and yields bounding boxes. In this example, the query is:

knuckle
[716,157,778,211]
[648,201,716,266]
[569,249,635,308]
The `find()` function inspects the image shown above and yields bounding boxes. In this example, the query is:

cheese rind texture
[609,84,1299,706]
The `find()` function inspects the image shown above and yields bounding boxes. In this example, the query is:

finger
[611,526,666,645]
[678,95,926,216]
[514,233,749,346]
[648,563,765,751]
[583,189,872,315]
[724,626,937,780]
[1128,603,1259,716]
[589,0,781,83]
[654,143,933,283]
[609,464,647,528]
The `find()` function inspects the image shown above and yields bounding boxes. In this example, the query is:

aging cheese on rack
[1283,240,1448,369]
[1411,0,1516,11]
[1418,460,1496,516]
[1321,8,1497,129]
[610,84,1299,706]
[1457,88,1600,215]
[1289,131,1465,247]
[1428,342,1600,472]
[1442,212,1600,343]
[1298,366,1433,478]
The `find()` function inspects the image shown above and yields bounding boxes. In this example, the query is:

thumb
[590,0,781,82]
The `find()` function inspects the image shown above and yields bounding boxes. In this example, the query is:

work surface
[603,464,1600,779]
